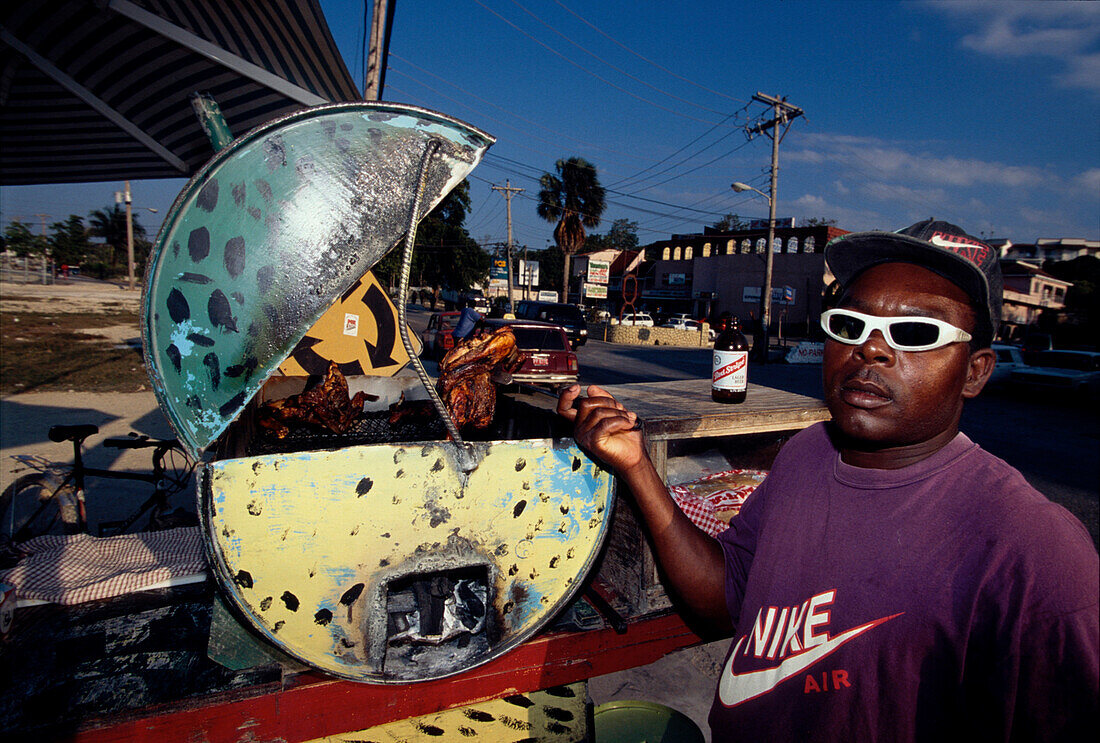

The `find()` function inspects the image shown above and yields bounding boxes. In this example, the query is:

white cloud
[1074,168,1100,193]
[925,1,1100,93]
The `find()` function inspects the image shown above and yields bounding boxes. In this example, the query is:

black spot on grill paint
[247,206,261,220]
[503,694,536,708]
[203,352,220,390]
[549,556,559,568]
[415,723,444,736]
[256,265,275,294]
[166,288,190,323]
[232,181,246,207]
[458,727,476,737]
[544,706,574,721]
[341,583,364,605]
[166,344,181,373]
[263,137,286,170]
[196,179,219,212]
[544,685,577,698]
[230,291,245,305]
[514,458,526,471]
[546,722,570,735]
[208,289,238,332]
[188,226,211,262]
[234,570,253,588]
[335,137,349,151]
[379,558,389,567]
[508,564,518,576]
[186,332,214,347]
[394,469,405,479]
[247,321,261,337]
[431,458,444,472]
[280,591,299,612]
[572,457,582,471]
[219,391,247,417]
[223,236,246,279]
[314,609,332,625]
[272,620,284,633]
[356,477,373,495]
[171,241,181,258]
[246,499,262,516]
[259,596,273,611]
[513,500,527,518]
[463,709,494,722]
[503,601,514,614]
[255,178,273,202]
[179,272,212,284]
[225,357,257,379]
[340,637,356,648]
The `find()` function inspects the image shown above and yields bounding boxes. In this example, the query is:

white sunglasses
[821,308,972,352]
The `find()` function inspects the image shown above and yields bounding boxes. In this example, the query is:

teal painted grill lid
[142,102,493,458]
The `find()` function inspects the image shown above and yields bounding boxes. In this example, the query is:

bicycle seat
[48,424,99,443]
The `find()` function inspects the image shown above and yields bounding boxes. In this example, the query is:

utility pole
[746,92,803,362]
[490,180,524,313]
[364,0,394,101]
[124,181,136,290]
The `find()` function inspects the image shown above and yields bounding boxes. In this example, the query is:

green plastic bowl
[593,700,706,743]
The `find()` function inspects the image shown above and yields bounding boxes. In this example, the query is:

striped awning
[0,0,361,185]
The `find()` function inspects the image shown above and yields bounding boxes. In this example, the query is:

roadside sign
[587,259,610,284]
[537,290,559,302]
[490,259,508,281]
[518,259,539,286]
[742,285,796,305]
[584,283,607,299]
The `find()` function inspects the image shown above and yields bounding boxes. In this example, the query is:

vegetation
[584,218,639,253]
[1042,255,1100,348]
[710,214,749,232]
[537,157,607,298]
[373,180,491,298]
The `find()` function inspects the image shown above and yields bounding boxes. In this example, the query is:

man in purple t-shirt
[559,220,1099,741]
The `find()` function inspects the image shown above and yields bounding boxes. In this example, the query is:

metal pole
[125,181,135,290]
[761,119,779,363]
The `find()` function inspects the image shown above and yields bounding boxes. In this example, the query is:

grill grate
[249,410,447,456]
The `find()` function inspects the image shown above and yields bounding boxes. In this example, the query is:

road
[406,304,1098,546]
[571,334,1100,547]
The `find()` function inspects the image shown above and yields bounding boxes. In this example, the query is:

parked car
[483,319,579,387]
[619,312,654,327]
[514,301,588,347]
[1010,349,1100,397]
[988,343,1026,385]
[421,311,460,359]
[660,317,716,341]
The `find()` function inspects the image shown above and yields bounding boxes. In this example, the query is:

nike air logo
[717,613,900,707]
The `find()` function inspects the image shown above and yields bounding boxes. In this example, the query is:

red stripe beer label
[713,350,748,392]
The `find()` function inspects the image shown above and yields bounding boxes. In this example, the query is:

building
[994,238,1100,263]
[569,249,644,307]
[999,260,1072,339]
[643,224,849,326]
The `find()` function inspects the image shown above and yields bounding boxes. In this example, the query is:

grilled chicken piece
[437,326,526,431]
[257,362,372,437]
[440,326,518,374]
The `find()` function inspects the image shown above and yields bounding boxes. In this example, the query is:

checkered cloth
[0,527,208,605]
[669,469,768,537]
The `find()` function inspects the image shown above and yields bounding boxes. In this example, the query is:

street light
[731,181,777,363]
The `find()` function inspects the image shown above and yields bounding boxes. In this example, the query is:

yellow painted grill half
[201,438,614,682]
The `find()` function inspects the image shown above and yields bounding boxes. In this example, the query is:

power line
[550,0,748,104]
[470,0,740,128]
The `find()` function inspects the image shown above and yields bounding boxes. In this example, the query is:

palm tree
[536,157,606,302]
[88,204,146,273]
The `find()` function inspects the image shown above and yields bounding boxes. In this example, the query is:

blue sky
[2,1,1097,252]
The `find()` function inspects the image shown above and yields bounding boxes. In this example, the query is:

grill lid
[142,102,493,459]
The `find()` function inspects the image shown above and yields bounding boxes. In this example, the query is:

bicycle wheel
[0,473,79,546]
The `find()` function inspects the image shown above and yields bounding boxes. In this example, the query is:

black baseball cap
[825,219,1002,342]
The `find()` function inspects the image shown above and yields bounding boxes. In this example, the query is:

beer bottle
[712,315,749,403]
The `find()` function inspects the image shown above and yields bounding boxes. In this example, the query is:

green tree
[373,180,489,295]
[799,216,837,227]
[584,218,639,253]
[88,204,147,275]
[537,157,606,301]
[48,215,92,267]
[711,213,748,232]
[3,221,47,257]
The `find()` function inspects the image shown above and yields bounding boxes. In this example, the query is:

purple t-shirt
[709,423,1099,742]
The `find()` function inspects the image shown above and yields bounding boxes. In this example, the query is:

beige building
[999,260,1072,338]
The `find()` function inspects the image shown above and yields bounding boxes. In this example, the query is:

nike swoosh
[717,613,901,707]
[930,235,978,250]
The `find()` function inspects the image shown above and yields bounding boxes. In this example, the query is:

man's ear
[962,348,997,399]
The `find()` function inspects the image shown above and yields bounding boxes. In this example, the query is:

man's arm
[558,384,732,630]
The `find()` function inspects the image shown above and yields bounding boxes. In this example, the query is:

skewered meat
[387,394,437,426]
[438,326,526,431]
[257,362,374,438]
